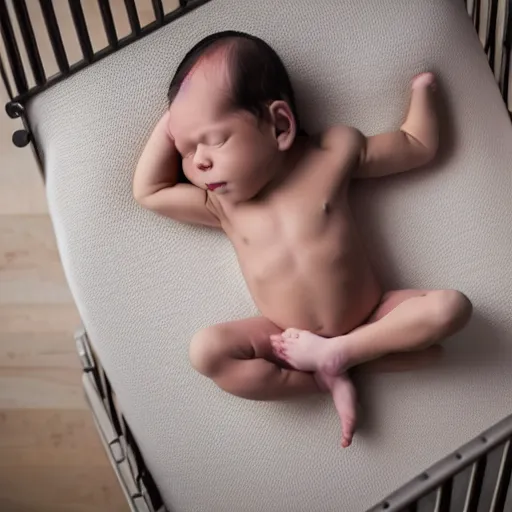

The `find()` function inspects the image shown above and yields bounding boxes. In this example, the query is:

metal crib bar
[38,0,69,72]
[472,0,481,34]
[463,457,487,512]
[12,0,46,86]
[500,0,511,106]
[489,440,512,512]
[434,478,453,512]
[68,0,93,62]
[502,50,510,109]
[0,54,14,99]
[368,414,512,512]
[151,0,164,23]
[100,368,123,438]
[486,0,499,70]
[123,0,140,35]
[97,0,118,48]
[0,0,29,94]
[123,415,164,511]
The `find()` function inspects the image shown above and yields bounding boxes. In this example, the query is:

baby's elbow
[421,139,439,165]
[133,187,151,208]
[416,146,437,169]
[405,132,438,168]
[132,187,143,204]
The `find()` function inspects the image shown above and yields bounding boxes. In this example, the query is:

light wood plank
[0,304,81,334]
[0,409,111,466]
[0,371,85,410]
[0,215,74,305]
[0,409,127,512]
[0,332,79,369]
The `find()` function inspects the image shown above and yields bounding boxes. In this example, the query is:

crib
[1,1,512,511]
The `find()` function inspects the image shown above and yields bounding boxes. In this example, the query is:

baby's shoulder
[305,126,364,176]
[319,125,364,156]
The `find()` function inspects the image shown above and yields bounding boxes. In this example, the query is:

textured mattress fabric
[28,0,512,510]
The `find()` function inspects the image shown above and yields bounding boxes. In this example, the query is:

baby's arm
[133,111,220,227]
[354,72,439,179]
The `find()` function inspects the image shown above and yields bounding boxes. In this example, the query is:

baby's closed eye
[178,133,229,157]
[205,132,229,147]
[208,139,226,148]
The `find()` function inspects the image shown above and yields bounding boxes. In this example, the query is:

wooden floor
[0,78,129,512]
[0,1,182,510]
[0,111,129,512]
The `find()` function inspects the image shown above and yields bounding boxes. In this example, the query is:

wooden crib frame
[1,1,511,510]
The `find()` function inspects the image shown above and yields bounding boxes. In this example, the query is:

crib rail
[0,0,212,106]
[75,329,168,512]
[368,415,512,511]
[467,0,512,107]
[0,0,212,167]
[1,0,510,108]
[0,0,511,157]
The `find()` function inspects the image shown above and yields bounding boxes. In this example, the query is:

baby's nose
[193,145,212,171]
[197,161,212,171]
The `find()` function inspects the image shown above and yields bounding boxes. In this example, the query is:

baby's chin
[214,186,256,203]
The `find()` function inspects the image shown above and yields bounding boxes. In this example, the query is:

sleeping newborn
[133,31,472,447]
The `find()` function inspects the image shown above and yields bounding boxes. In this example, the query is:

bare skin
[133,63,472,448]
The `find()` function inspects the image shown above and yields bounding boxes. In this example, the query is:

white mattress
[28,0,512,510]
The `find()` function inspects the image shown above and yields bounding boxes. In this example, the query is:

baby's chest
[227,195,346,248]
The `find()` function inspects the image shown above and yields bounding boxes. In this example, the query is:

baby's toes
[283,328,301,339]
[340,413,356,448]
[274,345,287,360]
[270,335,283,351]
[280,338,296,352]
[270,334,281,344]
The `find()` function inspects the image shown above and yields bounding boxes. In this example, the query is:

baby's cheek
[230,147,252,170]
[181,163,196,184]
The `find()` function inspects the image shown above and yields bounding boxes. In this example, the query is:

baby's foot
[270,328,349,375]
[412,72,436,90]
[316,372,357,448]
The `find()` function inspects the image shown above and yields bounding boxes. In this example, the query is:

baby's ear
[268,100,296,151]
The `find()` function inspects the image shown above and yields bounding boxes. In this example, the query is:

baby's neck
[255,136,310,200]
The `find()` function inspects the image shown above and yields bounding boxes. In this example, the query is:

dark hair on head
[168,30,300,129]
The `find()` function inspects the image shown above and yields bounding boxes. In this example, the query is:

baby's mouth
[206,182,227,191]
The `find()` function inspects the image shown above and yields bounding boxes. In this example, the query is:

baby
[133,31,472,447]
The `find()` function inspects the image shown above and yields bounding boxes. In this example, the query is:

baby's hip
[258,292,381,338]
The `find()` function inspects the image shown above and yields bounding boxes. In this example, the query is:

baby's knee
[189,326,226,377]
[432,290,472,332]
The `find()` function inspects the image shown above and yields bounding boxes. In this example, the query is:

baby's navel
[322,202,331,214]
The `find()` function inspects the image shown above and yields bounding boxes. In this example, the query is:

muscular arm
[133,111,220,228]
[354,73,439,179]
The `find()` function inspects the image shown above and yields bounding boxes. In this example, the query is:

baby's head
[167,31,300,202]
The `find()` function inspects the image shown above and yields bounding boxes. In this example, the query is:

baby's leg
[273,289,472,375]
[189,317,320,400]
[315,372,357,448]
[191,318,356,447]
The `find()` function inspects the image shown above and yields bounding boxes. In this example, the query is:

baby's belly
[239,245,382,337]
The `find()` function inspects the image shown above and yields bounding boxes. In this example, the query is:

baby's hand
[412,72,436,91]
